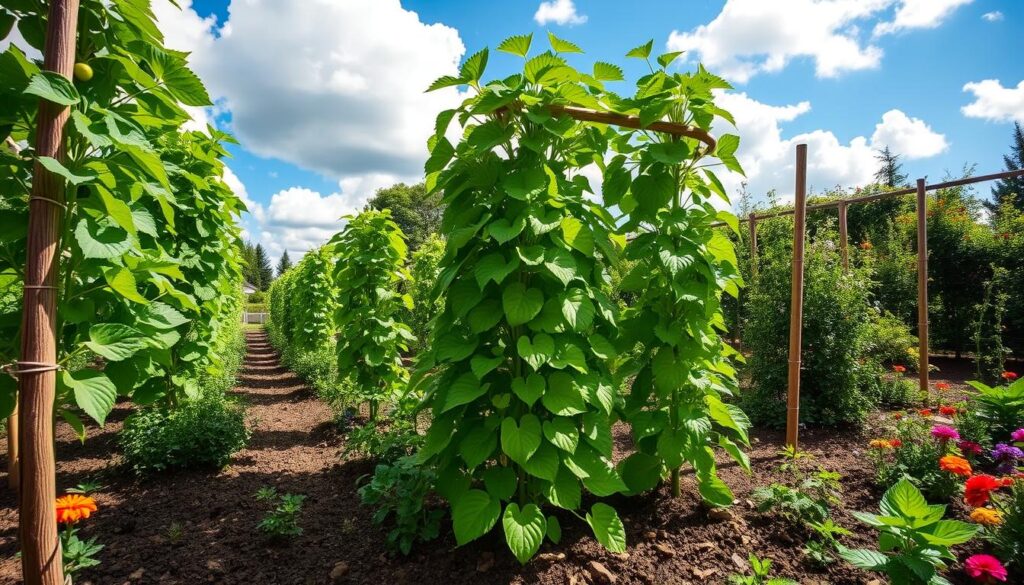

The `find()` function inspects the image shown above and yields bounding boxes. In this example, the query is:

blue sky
[159,0,1023,261]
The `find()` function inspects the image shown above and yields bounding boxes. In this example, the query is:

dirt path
[0,333,985,584]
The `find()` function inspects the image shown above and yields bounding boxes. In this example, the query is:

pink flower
[931,425,960,442]
[964,554,1007,582]
[959,441,984,456]
[1012,428,1024,443]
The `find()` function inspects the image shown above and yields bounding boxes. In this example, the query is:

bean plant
[330,209,415,419]
[415,32,636,563]
[0,0,244,428]
[608,42,750,503]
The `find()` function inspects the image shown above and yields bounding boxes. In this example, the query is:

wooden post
[916,178,929,405]
[19,1,78,583]
[838,200,849,272]
[748,213,758,279]
[7,405,18,489]
[785,144,808,448]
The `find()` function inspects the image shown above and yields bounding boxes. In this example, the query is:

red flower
[965,475,1001,507]
[1001,371,1018,381]
[959,441,984,456]
[939,405,957,416]
[893,412,904,420]
[964,554,1007,582]
[892,365,907,373]
[919,409,933,417]
[935,382,950,391]
[889,439,902,448]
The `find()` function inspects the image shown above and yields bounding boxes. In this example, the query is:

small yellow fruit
[73,62,93,81]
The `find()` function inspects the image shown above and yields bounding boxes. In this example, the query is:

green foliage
[863,311,920,373]
[405,233,445,353]
[366,182,444,251]
[744,228,876,427]
[987,122,1024,215]
[288,246,337,352]
[727,554,797,585]
[869,414,959,502]
[242,242,274,291]
[985,480,1024,569]
[417,33,635,562]
[331,210,415,419]
[966,376,1024,439]
[358,455,444,555]
[972,266,1010,384]
[60,526,103,577]
[119,389,250,475]
[345,415,422,462]
[611,53,750,505]
[256,489,306,540]
[839,479,979,585]
[0,0,245,426]
[276,250,293,277]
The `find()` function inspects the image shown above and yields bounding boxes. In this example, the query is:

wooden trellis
[737,145,1024,448]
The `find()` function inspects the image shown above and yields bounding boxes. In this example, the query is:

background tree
[987,122,1024,215]
[365,182,443,251]
[277,250,293,277]
[874,146,908,188]
[254,244,274,290]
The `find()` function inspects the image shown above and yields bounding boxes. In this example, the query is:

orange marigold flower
[892,365,907,373]
[939,405,957,416]
[939,455,973,477]
[55,494,97,524]
[969,507,1003,526]
[869,439,893,449]
[859,241,873,250]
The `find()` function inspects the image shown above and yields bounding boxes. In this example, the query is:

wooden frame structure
[740,145,1024,448]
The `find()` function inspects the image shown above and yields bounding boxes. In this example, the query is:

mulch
[0,333,990,584]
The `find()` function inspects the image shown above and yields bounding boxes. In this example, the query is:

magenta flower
[931,425,960,442]
[964,554,1008,582]
[1012,428,1024,443]
[959,440,984,456]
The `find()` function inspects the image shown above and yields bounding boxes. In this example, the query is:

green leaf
[548,32,583,54]
[543,417,579,452]
[498,34,533,58]
[483,466,517,500]
[103,267,148,304]
[546,468,582,509]
[546,516,562,544]
[697,472,734,507]
[522,442,560,481]
[503,283,544,326]
[920,520,980,546]
[459,424,497,468]
[468,298,504,334]
[881,479,931,520]
[501,414,542,464]
[25,71,79,105]
[442,373,486,412]
[517,333,555,371]
[593,62,624,81]
[626,40,653,59]
[452,489,500,546]
[706,395,750,442]
[460,48,489,82]
[560,217,594,256]
[488,216,526,244]
[715,134,744,175]
[586,503,626,553]
[543,248,577,286]
[503,503,546,564]
[652,347,684,393]
[657,51,684,69]
[427,75,466,92]
[475,252,519,288]
[837,546,889,570]
[543,372,587,416]
[62,370,116,426]
[512,374,546,407]
[37,156,94,185]
[470,355,503,379]
[502,167,547,200]
[619,452,662,494]
[561,289,595,331]
[74,220,131,259]
[85,323,146,362]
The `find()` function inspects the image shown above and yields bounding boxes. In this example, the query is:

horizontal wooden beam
[547,105,717,150]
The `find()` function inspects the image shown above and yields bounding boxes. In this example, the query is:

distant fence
[243,312,268,325]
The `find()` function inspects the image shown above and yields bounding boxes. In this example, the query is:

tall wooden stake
[7,405,18,489]
[19,1,79,583]
[916,178,930,405]
[838,200,849,272]
[785,144,808,448]
[748,213,758,279]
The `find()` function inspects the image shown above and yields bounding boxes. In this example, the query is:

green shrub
[744,227,876,427]
[358,455,443,555]
[247,291,267,304]
[120,391,250,475]
[404,233,445,354]
[868,414,959,502]
[862,311,919,372]
[873,369,919,407]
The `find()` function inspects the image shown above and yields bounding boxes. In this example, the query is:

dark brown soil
[0,332,985,584]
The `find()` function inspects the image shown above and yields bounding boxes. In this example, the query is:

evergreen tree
[987,122,1024,215]
[254,244,274,290]
[365,182,443,250]
[276,250,293,276]
[241,241,261,289]
[874,146,908,188]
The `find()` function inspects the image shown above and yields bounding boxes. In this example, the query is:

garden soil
[0,333,984,584]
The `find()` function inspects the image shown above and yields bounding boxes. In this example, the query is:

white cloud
[873,0,973,36]
[714,92,945,203]
[870,109,948,158]
[961,79,1024,123]
[667,0,890,83]
[155,0,466,181]
[982,11,1004,22]
[534,0,588,26]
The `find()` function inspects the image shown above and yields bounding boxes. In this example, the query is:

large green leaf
[503,283,544,326]
[24,71,79,105]
[75,220,131,259]
[511,373,545,407]
[442,373,485,412]
[586,503,626,553]
[103,267,148,304]
[542,372,587,416]
[543,417,579,452]
[85,323,146,362]
[497,34,533,58]
[452,489,500,546]
[62,370,117,426]
[503,503,546,564]
[517,333,554,370]
[501,414,542,464]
